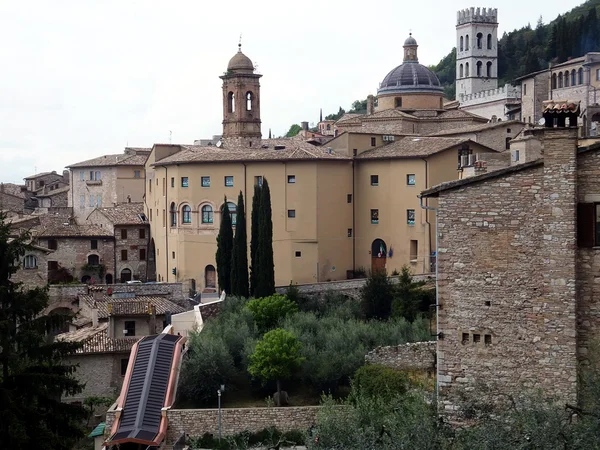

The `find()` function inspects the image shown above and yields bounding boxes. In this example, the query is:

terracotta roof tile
[57,323,138,354]
[67,153,148,168]
[24,171,57,180]
[0,183,26,199]
[81,295,186,319]
[33,214,113,237]
[437,110,487,120]
[427,120,524,136]
[35,186,70,197]
[356,137,487,160]
[95,203,148,225]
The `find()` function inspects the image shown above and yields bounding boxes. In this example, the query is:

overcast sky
[0,0,584,183]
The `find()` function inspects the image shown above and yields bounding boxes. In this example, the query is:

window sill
[86,180,102,186]
[371,222,379,225]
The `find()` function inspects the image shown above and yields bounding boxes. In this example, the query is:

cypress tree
[255,178,275,298]
[250,183,261,296]
[216,196,233,294]
[230,191,249,298]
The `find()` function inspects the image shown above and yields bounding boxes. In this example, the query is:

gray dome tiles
[379,63,444,95]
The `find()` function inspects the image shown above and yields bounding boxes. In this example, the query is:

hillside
[431,0,600,99]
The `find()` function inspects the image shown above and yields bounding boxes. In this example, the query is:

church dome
[378,63,443,94]
[227,45,254,72]
[404,34,418,46]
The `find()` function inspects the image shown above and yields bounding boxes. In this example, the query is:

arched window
[578,67,584,84]
[87,254,99,265]
[486,61,492,78]
[182,205,192,224]
[487,34,492,49]
[565,73,570,87]
[24,255,37,269]
[326,124,331,130]
[476,61,482,77]
[459,64,464,78]
[246,92,253,111]
[571,69,576,86]
[465,34,469,50]
[476,33,483,49]
[227,92,235,113]
[552,73,557,89]
[465,62,470,77]
[120,268,132,283]
[170,202,177,227]
[222,202,237,226]
[201,205,213,224]
[460,36,464,51]
[558,72,563,88]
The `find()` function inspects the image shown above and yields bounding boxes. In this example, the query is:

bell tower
[220,44,262,143]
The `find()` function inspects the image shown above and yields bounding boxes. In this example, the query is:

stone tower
[220,44,262,143]
[455,7,499,100]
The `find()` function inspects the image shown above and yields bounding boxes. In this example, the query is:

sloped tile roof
[153,139,349,166]
[356,137,488,160]
[427,120,524,136]
[81,295,186,319]
[34,186,70,197]
[67,153,149,168]
[362,109,417,120]
[33,214,113,237]
[57,323,139,354]
[437,109,488,120]
[0,183,26,199]
[95,203,147,225]
[24,171,57,180]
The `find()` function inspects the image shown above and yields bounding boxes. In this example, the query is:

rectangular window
[370,175,379,186]
[254,176,263,187]
[48,239,57,250]
[171,177,175,188]
[121,229,128,239]
[596,204,600,246]
[89,195,95,207]
[485,334,492,345]
[201,176,211,187]
[371,209,379,224]
[48,261,58,271]
[79,195,85,209]
[407,174,416,186]
[181,177,188,188]
[96,194,102,207]
[79,171,84,181]
[462,333,470,344]
[172,251,175,259]
[407,209,415,225]
[149,179,152,193]
[370,137,376,147]
[121,358,128,376]
[597,68,600,81]
[348,228,353,237]
[121,250,128,261]
[506,137,511,150]
[295,251,302,257]
[149,209,152,221]
[139,228,146,239]
[287,210,296,218]
[89,170,94,180]
[134,170,141,179]
[124,321,135,337]
[347,194,352,203]
[523,83,526,95]
[139,248,146,260]
[410,240,418,262]
[90,239,98,250]
[473,334,481,343]
[225,176,234,187]
[287,175,296,184]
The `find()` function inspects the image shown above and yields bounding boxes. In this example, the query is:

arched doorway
[120,268,132,283]
[371,239,387,274]
[105,273,113,284]
[205,265,216,290]
[81,275,91,284]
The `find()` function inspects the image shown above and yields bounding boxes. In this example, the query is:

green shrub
[360,269,394,320]
[246,294,297,332]
[352,365,409,399]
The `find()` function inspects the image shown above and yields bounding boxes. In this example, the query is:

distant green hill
[430,0,600,100]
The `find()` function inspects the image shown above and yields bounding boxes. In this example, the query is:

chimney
[367,95,375,115]
[149,304,157,334]
[301,121,309,131]
[491,115,498,123]
[91,308,98,327]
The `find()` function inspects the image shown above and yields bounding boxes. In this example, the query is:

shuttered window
[577,203,596,248]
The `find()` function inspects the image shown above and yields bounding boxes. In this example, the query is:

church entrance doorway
[371,239,387,274]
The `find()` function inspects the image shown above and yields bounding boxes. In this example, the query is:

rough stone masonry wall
[576,149,600,360]
[365,341,436,371]
[166,407,319,442]
[436,130,579,415]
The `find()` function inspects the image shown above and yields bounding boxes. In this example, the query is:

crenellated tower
[455,7,499,100]
[220,44,262,143]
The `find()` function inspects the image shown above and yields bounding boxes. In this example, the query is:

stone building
[517,52,600,135]
[146,43,505,290]
[421,102,599,413]
[87,203,154,283]
[0,182,28,214]
[10,240,54,290]
[34,185,70,210]
[66,147,150,221]
[24,170,69,193]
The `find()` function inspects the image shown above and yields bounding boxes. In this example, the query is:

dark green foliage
[348,99,367,114]
[189,428,305,450]
[249,184,261,296]
[352,365,409,399]
[0,212,87,450]
[432,1,600,98]
[83,396,114,427]
[354,266,367,278]
[392,265,434,322]
[325,106,346,121]
[285,281,302,305]
[255,178,275,298]
[285,124,302,137]
[230,191,249,298]
[216,195,234,294]
[246,294,297,332]
[360,269,394,320]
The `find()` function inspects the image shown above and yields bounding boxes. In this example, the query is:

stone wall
[49,282,187,306]
[65,353,125,403]
[166,407,320,441]
[434,127,579,414]
[365,341,436,372]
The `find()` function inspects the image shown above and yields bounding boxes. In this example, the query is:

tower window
[395,97,402,108]
[460,36,464,51]
[246,92,253,111]
[465,62,470,77]
[476,33,483,49]
[465,34,469,50]
[486,61,492,78]
[228,91,235,113]
[476,61,482,77]
[487,33,492,49]
[459,64,464,78]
